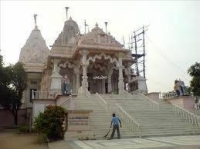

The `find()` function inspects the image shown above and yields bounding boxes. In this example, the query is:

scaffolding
[129,25,148,79]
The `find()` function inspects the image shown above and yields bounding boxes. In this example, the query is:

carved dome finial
[65,7,69,20]
[34,14,38,29]
[95,23,98,27]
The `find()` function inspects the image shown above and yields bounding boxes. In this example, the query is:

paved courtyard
[0,130,48,149]
[49,135,200,149]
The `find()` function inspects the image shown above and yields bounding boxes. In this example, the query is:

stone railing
[96,93,108,111]
[60,97,71,108]
[31,90,57,99]
[140,93,159,111]
[130,90,146,95]
[85,89,91,97]
[121,89,137,98]
[78,86,83,95]
[115,104,141,137]
[172,104,200,127]
[120,89,133,96]
[160,92,177,99]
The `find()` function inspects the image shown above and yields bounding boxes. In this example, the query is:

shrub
[18,125,37,133]
[34,105,66,140]
[18,125,29,133]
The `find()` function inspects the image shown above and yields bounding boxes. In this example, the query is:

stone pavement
[48,135,200,149]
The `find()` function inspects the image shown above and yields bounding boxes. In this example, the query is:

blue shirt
[111,116,120,126]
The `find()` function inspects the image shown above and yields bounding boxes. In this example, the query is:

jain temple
[18,8,200,139]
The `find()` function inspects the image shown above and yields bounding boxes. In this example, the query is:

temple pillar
[108,69,113,93]
[127,66,132,92]
[118,53,124,94]
[74,66,80,94]
[102,79,105,94]
[80,50,89,95]
[50,59,62,93]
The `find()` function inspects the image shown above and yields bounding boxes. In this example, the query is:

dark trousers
[110,125,120,139]
[176,90,180,96]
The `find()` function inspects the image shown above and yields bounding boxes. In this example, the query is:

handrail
[96,93,108,110]
[60,96,75,110]
[60,96,71,106]
[32,90,56,99]
[95,92,141,137]
[130,90,140,95]
[120,89,133,96]
[85,89,91,97]
[115,104,141,137]
[140,93,159,111]
[172,104,200,127]
[160,92,177,99]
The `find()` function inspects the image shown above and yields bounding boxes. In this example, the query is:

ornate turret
[61,17,80,46]
[53,8,80,47]
[19,14,49,64]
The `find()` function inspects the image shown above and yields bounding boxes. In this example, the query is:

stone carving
[93,75,107,80]
[59,61,76,69]
[86,53,119,66]
[19,28,49,64]
[61,74,72,95]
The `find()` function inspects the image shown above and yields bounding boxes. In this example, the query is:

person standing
[108,113,122,140]
[61,74,71,95]
[174,80,180,96]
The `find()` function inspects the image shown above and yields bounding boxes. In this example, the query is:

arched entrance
[87,60,108,94]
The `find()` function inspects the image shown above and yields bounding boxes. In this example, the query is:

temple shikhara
[18,8,200,140]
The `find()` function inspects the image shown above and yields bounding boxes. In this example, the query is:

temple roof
[78,23,123,48]
[19,26,49,64]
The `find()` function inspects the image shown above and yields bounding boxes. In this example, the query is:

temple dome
[19,27,49,64]
[61,17,80,46]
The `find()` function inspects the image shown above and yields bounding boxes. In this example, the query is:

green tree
[188,62,200,96]
[34,105,66,139]
[0,55,27,125]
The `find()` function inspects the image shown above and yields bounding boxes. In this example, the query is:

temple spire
[34,14,38,28]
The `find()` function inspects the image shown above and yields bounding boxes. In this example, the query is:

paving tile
[49,135,200,149]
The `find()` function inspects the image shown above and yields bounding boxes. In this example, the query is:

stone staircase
[101,93,200,137]
[63,93,200,140]
[64,94,136,139]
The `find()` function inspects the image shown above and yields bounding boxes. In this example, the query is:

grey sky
[0,1,200,92]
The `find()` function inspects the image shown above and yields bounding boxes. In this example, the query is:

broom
[104,127,111,138]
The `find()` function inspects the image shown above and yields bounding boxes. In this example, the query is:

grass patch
[37,133,48,144]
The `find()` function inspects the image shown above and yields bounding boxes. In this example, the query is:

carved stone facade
[19,11,148,106]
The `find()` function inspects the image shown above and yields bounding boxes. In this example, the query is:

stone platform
[49,135,200,149]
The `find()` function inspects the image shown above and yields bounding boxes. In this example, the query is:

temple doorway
[88,73,107,94]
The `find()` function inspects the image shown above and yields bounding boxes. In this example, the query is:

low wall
[32,99,56,119]
[0,108,31,127]
[56,95,77,110]
[165,96,195,110]
[146,92,160,100]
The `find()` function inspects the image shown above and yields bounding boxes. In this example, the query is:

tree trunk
[12,108,18,125]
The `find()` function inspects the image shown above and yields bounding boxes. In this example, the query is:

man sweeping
[108,113,122,140]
